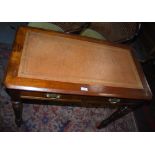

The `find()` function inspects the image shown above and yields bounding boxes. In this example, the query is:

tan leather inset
[18,30,143,89]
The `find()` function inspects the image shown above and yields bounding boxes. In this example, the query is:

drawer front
[20,91,142,105]
[20,91,83,103]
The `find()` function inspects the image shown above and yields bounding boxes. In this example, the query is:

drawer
[19,90,142,106]
[20,91,83,103]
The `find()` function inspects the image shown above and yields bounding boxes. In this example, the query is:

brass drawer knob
[108,98,120,104]
[46,93,61,99]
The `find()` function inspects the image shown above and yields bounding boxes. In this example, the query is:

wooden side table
[3,26,152,129]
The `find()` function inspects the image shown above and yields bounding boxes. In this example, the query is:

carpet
[0,45,138,132]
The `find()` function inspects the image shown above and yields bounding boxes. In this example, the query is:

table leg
[97,106,135,129]
[12,101,23,127]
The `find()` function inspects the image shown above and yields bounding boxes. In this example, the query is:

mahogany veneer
[4,26,152,128]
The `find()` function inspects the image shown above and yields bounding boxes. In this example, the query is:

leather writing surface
[18,30,143,89]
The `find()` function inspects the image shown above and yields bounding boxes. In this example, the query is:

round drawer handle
[108,98,120,104]
[46,93,61,99]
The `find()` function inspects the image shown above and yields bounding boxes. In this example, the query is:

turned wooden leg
[12,101,23,127]
[97,106,134,129]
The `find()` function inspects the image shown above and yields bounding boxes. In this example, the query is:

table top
[4,26,152,100]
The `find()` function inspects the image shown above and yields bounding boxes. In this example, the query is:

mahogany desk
[4,26,152,129]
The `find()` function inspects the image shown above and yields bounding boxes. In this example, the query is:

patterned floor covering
[0,46,138,132]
